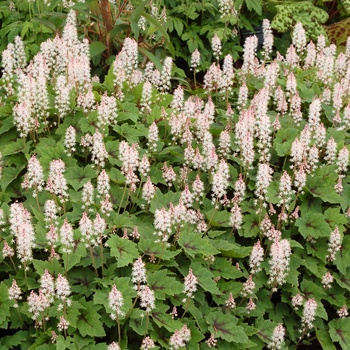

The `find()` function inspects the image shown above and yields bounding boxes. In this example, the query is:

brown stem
[99,0,113,32]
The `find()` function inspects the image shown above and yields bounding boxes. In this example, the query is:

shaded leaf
[89,41,106,58]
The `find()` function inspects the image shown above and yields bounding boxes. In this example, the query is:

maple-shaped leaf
[178,230,219,258]
[295,212,330,238]
[65,165,96,191]
[148,270,183,300]
[76,299,106,337]
[273,127,299,156]
[306,165,341,203]
[107,235,139,267]
[206,311,248,343]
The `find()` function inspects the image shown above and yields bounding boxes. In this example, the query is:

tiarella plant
[1,5,350,350]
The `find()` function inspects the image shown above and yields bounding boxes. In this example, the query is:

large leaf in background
[142,13,175,56]
[324,207,347,232]
[89,41,106,58]
[138,238,180,262]
[204,208,231,228]
[295,212,330,238]
[0,331,32,349]
[329,318,350,349]
[209,257,243,280]
[0,163,26,192]
[206,311,248,343]
[315,320,337,350]
[2,139,32,157]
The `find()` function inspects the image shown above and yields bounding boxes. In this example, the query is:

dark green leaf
[76,299,106,337]
[65,165,96,191]
[190,262,221,295]
[148,270,183,300]
[306,165,341,203]
[206,311,248,343]
[295,212,330,238]
[178,230,220,258]
[89,41,106,58]
[329,318,350,349]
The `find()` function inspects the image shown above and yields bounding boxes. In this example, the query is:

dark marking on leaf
[183,243,197,251]
[213,319,234,336]
[336,328,347,345]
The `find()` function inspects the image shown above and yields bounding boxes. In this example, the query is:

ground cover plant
[1,3,350,350]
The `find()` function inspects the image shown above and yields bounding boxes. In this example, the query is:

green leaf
[107,235,139,267]
[190,262,221,295]
[65,165,96,191]
[295,212,331,238]
[336,236,350,275]
[178,230,220,258]
[0,331,32,348]
[0,163,26,192]
[76,299,106,337]
[209,257,243,279]
[273,127,299,156]
[0,283,11,328]
[89,41,106,58]
[32,258,62,277]
[139,238,180,261]
[206,311,248,343]
[151,302,183,332]
[129,0,147,40]
[306,165,341,203]
[2,139,32,157]
[148,270,183,300]
[245,0,262,15]
[32,17,56,33]
[300,279,325,301]
[0,116,14,135]
[241,212,260,238]
[329,318,350,349]
[212,240,251,258]
[142,13,175,55]
[324,207,347,231]
[316,320,337,350]
[205,209,231,228]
